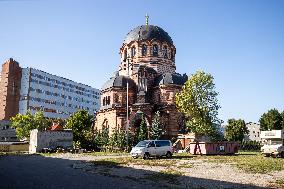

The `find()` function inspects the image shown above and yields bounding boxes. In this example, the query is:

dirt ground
[50,153,284,189]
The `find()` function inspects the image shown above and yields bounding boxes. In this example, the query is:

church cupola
[118,16,176,76]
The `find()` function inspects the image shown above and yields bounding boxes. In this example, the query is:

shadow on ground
[0,154,276,189]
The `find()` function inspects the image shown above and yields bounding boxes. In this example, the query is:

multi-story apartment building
[0,58,100,120]
[244,122,261,142]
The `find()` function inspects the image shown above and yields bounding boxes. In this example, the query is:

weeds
[201,152,284,174]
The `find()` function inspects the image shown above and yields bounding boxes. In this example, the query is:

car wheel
[281,152,284,158]
[143,153,150,160]
[166,151,172,158]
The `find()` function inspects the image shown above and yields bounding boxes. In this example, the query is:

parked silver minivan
[130,140,173,159]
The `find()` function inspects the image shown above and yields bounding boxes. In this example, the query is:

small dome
[124,25,173,45]
[101,75,136,91]
[154,73,187,86]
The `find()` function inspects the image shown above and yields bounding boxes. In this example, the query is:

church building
[95,18,187,139]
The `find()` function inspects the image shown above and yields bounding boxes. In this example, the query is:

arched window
[171,49,174,60]
[107,96,111,105]
[163,45,168,59]
[123,49,127,61]
[103,97,106,106]
[142,44,147,56]
[152,44,158,57]
[131,46,136,58]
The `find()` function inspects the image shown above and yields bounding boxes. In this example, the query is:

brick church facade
[95,23,187,139]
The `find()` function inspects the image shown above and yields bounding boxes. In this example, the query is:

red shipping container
[189,142,239,155]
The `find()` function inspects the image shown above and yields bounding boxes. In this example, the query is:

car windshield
[264,139,283,145]
[135,141,149,147]
[270,140,283,145]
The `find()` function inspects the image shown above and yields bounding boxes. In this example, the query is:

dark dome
[101,75,136,91]
[154,73,187,86]
[124,25,173,45]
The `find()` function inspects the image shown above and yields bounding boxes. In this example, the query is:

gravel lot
[0,153,283,189]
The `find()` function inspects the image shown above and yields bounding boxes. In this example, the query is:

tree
[117,130,127,149]
[225,119,249,141]
[108,127,127,150]
[108,127,119,148]
[150,111,163,140]
[94,125,109,148]
[11,111,50,140]
[259,109,282,131]
[210,123,225,141]
[138,115,148,141]
[65,110,94,148]
[34,111,50,130]
[175,70,222,139]
[281,111,284,129]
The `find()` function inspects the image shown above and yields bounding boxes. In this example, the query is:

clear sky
[0,0,283,123]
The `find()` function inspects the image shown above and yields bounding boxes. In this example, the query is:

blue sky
[0,0,283,123]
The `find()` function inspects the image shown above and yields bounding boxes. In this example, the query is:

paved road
[0,155,156,189]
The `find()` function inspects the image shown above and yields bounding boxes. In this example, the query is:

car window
[135,141,149,147]
[155,141,161,147]
[163,141,170,146]
[155,141,170,147]
[148,141,155,147]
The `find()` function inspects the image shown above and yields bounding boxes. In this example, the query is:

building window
[12,82,16,95]
[142,44,147,56]
[163,45,168,59]
[153,44,158,57]
[107,96,111,105]
[123,49,127,61]
[103,96,111,106]
[131,46,136,58]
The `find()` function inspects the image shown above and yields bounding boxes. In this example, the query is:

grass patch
[275,179,284,188]
[269,178,284,189]
[146,169,183,185]
[40,153,55,156]
[39,151,129,157]
[0,152,28,156]
[92,160,125,168]
[92,157,179,167]
[91,156,181,169]
[177,163,193,169]
[200,151,284,174]
[134,158,178,167]
[85,151,129,156]
[0,152,6,156]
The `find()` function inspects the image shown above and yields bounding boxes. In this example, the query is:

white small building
[29,129,73,153]
[244,122,261,142]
